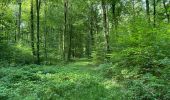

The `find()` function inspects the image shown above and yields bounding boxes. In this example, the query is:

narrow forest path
[0,60,124,100]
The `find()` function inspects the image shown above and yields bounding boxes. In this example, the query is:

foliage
[0,62,124,100]
[0,0,170,99]
[124,74,170,100]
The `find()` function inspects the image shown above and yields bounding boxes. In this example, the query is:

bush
[124,74,170,100]
[0,43,34,65]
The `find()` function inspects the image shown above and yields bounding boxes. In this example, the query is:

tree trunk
[111,1,116,27]
[68,3,73,60]
[15,19,17,42]
[101,0,109,53]
[44,0,48,63]
[146,0,150,23]
[106,5,110,36]
[68,23,72,60]
[30,0,35,57]
[153,0,156,27]
[86,4,94,58]
[18,0,22,41]
[63,0,69,62]
[36,0,41,64]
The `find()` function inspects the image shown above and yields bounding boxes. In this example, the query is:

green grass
[0,60,123,100]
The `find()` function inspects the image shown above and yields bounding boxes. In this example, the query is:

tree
[30,0,35,57]
[36,0,41,64]
[86,3,95,58]
[153,0,156,27]
[146,0,150,23]
[68,3,73,60]
[101,0,109,53]
[0,0,169,66]
[63,0,69,62]
[44,0,48,63]
[17,0,22,41]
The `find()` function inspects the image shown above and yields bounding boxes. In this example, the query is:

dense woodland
[0,0,170,100]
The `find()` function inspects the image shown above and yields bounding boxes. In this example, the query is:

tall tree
[30,0,35,57]
[111,0,117,38]
[153,0,156,27]
[36,0,41,64]
[146,0,150,23]
[17,0,22,41]
[86,3,94,58]
[44,0,48,63]
[68,3,73,60]
[101,0,109,53]
[63,0,69,61]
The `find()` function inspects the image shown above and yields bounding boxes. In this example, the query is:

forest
[0,0,170,100]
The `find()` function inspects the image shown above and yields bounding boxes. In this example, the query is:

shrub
[124,74,170,100]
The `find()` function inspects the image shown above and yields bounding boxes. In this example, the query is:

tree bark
[68,23,72,60]
[111,1,116,21]
[146,0,150,23]
[101,0,109,53]
[44,0,48,63]
[63,0,69,62]
[153,0,156,27]
[86,4,94,58]
[18,0,22,41]
[36,0,41,64]
[15,19,17,42]
[68,4,72,60]
[30,0,35,57]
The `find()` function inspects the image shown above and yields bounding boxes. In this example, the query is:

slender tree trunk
[106,5,110,36]
[68,3,73,60]
[15,19,17,42]
[101,0,109,53]
[146,0,150,23]
[63,0,69,62]
[111,1,116,27]
[111,0,119,36]
[30,0,35,57]
[68,23,72,60]
[163,0,169,23]
[44,0,48,63]
[36,0,41,64]
[86,21,92,58]
[94,7,99,51]
[153,0,156,27]
[89,16,93,57]
[86,4,94,58]
[18,0,22,41]
[60,28,63,59]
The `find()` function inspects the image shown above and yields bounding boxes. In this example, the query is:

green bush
[124,74,170,100]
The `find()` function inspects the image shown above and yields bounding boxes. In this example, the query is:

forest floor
[0,60,125,100]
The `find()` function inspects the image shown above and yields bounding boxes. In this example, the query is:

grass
[0,60,124,100]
